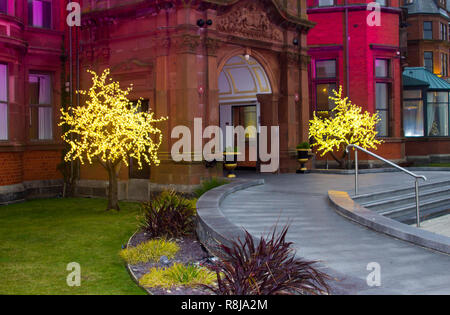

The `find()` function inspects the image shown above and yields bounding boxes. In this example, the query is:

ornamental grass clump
[139,190,197,238]
[119,239,179,265]
[139,263,217,289]
[204,225,330,295]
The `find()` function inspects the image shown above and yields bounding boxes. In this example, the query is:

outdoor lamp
[197,19,205,27]
[293,38,299,46]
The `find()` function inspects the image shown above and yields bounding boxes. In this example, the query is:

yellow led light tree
[60,69,167,211]
[309,86,383,169]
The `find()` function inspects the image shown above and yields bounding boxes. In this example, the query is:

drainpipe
[69,15,74,190]
[345,0,350,97]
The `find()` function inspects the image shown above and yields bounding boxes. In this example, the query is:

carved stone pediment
[216,1,283,43]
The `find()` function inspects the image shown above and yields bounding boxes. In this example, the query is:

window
[0,64,7,140]
[375,0,387,6]
[29,73,53,140]
[403,90,424,137]
[440,23,448,41]
[441,53,448,77]
[0,0,7,14]
[318,0,334,7]
[424,52,433,73]
[129,100,151,179]
[28,0,52,29]
[424,22,433,40]
[427,92,449,136]
[314,59,337,115]
[375,59,390,137]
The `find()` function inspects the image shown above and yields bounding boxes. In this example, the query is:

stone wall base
[75,179,201,202]
[0,180,63,205]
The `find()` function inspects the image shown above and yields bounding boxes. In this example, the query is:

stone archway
[218,54,273,169]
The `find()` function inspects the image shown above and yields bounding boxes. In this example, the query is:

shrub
[194,178,229,198]
[204,225,330,295]
[139,263,217,289]
[296,142,311,150]
[119,239,179,265]
[139,190,196,238]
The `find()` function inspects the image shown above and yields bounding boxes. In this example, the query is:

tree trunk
[106,164,120,211]
[330,152,346,169]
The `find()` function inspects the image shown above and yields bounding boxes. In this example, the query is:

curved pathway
[220,171,450,295]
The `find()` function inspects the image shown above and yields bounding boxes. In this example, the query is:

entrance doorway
[218,55,272,170]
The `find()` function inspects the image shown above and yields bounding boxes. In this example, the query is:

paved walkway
[420,215,450,238]
[220,171,450,294]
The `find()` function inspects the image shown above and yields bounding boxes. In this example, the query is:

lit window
[314,59,337,116]
[403,90,424,137]
[0,64,7,140]
[28,0,52,29]
[427,92,449,136]
[29,73,53,140]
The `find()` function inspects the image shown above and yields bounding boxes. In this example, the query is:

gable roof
[403,67,450,90]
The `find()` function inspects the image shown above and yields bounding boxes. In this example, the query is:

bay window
[29,73,53,140]
[28,0,52,29]
[0,64,7,140]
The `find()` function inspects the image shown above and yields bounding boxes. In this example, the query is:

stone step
[392,206,450,226]
[361,186,450,212]
[352,179,450,204]
[379,195,450,222]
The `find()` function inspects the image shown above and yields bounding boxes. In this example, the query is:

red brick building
[307,0,405,166]
[1,0,314,203]
[0,0,69,203]
[402,0,450,163]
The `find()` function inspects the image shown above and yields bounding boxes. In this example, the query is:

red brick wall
[0,152,23,186]
[23,151,62,182]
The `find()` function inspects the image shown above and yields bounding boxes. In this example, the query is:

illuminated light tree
[60,69,167,211]
[309,86,383,169]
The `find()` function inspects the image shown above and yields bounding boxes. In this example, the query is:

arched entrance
[218,55,272,169]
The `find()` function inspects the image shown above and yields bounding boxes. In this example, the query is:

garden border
[125,230,153,295]
[328,190,450,255]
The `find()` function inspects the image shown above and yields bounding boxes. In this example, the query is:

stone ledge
[196,179,264,256]
[329,190,450,255]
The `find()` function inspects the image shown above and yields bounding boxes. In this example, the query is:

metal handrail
[346,144,427,227]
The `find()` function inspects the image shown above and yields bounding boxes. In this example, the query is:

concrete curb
[329,190,450,255]
[196,179,265,256]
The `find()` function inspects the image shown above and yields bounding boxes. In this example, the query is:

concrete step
[380,195,450,222]
[397,206,450,225]
[361,186,450,212]
[352,180,450,204]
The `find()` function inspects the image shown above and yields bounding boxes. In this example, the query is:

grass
[119,239,179,265]
[0,198,146,295]
[424,163,450,168]
[139,263,216,289]
[194,178,229,198]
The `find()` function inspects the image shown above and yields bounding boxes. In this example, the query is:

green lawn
[0,198,146,295]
